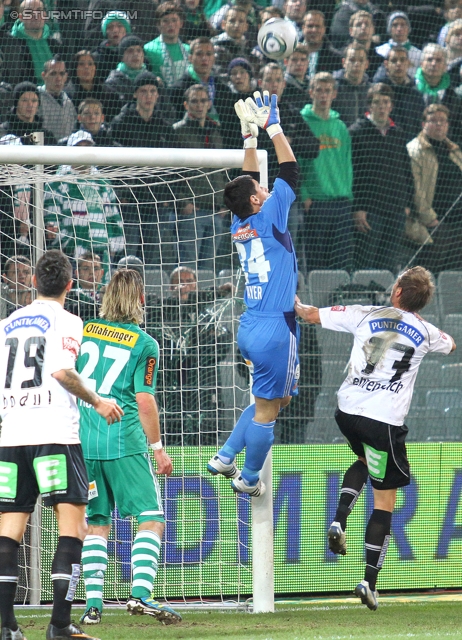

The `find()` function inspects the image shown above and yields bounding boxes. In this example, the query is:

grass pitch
[16,596,462,640]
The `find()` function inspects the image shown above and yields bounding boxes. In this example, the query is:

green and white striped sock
[81,535,107,612]
[131,530,161,599]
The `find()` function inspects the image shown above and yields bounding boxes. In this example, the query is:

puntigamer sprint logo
[369,318,424,347]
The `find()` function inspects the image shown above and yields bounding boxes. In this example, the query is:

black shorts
[335,408,410,490]
[0,443,89,513]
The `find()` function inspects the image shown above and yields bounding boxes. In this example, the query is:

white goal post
[0,145,273,613]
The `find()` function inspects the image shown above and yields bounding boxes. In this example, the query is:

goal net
[0,145,267,609]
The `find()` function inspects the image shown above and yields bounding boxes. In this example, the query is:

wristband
[150,441,163,450]
[266,124,283,139]
[244,137,257,149]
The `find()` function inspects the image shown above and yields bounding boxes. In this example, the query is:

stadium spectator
[295,267,455,611]
[4,0,62,87]
[301,11,341,77]
[343,11,384,77]
[407,104,462,272]
[415,43,462,144]
[283,0,307,41]
[170,84,227,271]
[60,98,118,146]
[211,5,252,75]
[75,250,105,304]
[207,90,300,496]
[109,72,175,147]
[332,42,370,127]
[169,36,236,145]
[38,57,77,142]
[77,268,181,627]
[144,3,191,88]
[1,254,32,316]
[227,56,256,97]
[92,11,132,83]
[181,0,215,43]
[148,265,232,446]
[349,83,414,271]
[299,72,353,271]
[375,12,422,78]
[0,81,56,144]
[380,46,425,141]
[64,50,112,116]
[0,249,122,640]
[0,0,11,78]
[330,0,385,52]
[208,0,258,39]
[445,19,462,87]
[438,0,462,46]
[283,45,310,110]
[105,35,148,108]
[43,131,125,282]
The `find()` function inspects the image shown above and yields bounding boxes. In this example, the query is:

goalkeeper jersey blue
[231,177,297,314]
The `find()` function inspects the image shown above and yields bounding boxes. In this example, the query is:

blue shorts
[237,311,300,400]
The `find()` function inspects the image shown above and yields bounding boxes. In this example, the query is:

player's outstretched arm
[136,392,173,476]
[294,296,321,324]
[52,368,124,424]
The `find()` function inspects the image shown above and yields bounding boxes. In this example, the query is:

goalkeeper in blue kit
[208,91,300,496]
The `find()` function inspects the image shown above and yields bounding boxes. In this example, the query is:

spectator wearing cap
[38,57,77,141]
[4,0,62,87]
[0,81,55,143]
[44,129,125,282]
[109,71,176,146]
[330,0,385,51]
[105,35,148,106]
[227,56,256,98]
[92,11,132,83]
[211,5,252,76]
[445,19,462,87]
[144,3,190,88]
[375,12,422,78]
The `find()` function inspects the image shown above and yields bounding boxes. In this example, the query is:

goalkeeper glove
[245,90,283,139]
[234,99,258,149]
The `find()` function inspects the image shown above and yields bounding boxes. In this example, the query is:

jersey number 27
[79,342,130,394]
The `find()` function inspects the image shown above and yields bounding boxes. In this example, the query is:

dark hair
[366,82,394,105]
[78,251,102,265]
[43,55,64,74]
[156,1,184,22]
[423,103,450,121]
[78,98,104,114]
[35,250,72,298]
[190,36,213,54]
[260,61,283,79]
[396,266,435,312]
[184,83,209,100]
[386,44,409,59]
[223,174,257,218]
[4,254,32,275]
[343,42,368,57]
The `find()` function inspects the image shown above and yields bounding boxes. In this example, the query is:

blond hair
[100,269,144,325]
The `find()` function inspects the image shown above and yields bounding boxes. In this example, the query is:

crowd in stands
[0,0,462,277]
[3,0,462,443]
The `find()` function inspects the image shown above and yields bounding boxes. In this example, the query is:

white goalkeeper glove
[245,90,283,139]
[234,99,258,149]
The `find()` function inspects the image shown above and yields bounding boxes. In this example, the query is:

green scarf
[117,62,146,80]
[11,20,52,84]
[415,67,451,97]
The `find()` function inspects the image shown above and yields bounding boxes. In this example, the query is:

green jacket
[299,105,353,202]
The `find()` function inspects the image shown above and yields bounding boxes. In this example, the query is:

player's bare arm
[52,368,124,424]
[136,392,173,476]
[294,296,321,324]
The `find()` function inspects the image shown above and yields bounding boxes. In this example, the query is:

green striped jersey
[76,318,159,460]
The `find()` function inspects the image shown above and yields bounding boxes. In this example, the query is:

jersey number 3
[79,342,130,394]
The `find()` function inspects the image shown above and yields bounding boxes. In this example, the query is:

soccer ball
[257,18,298,61]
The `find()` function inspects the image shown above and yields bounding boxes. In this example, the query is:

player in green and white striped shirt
[76,268,181,626]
